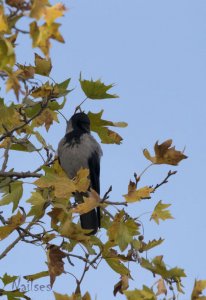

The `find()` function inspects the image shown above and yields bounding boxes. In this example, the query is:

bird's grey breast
[58,133,102,179]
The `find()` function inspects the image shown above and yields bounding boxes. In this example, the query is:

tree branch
[152,170,177,192]
[0,171,41,178]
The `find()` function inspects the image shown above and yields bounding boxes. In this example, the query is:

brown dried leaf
[156,278,167,296]
[113,275,129,296]
[47,245,67,287]
[143,139,187,165]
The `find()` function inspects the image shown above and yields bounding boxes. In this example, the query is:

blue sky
[1,1,206,299]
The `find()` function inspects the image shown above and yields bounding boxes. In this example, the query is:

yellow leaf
[123,182,153,203]
[0,6,8,33]
[35,163,76,199]
[30,21,64,57]
[0,99,22,134]
[6,70,22,100]
[30,0,49,20]
[73,168,90,192]
[32,108,58,131]
[44,3,66,25]
[143,139,187,166]
[72,189,100,215]
[34,53,52,76]
[0,37,15,69]
[0,210,25,241]
[191,280,206,300]
[150,200,174,224]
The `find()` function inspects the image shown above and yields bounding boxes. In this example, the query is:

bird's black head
[66,112,90,133]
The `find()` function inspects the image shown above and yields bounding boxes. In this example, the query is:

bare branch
[0,170,41,178]
[152,170,177,193]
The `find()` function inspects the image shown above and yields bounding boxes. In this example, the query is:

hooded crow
[58,112,102,234]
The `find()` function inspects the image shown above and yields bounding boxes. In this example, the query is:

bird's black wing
[82,150,101,229]
[88,150,100,194]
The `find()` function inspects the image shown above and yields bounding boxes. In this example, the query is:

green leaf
[124,286,157,300]
[0,289,30,299]
[105,258,130,276]
[0,37,15,69]
[141,256,186,282]
[88,110,127,144]
[108,210,139,251]
[0,273,18,286]
[140,238,164,252]
[26,191,47,218]
[34,53,52,76]
[24,271,49,281]
[0,181,23,212]
[150,200,174,224]
[80,74,118,99]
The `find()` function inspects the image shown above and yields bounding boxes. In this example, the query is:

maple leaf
[44,3,66,25]
[0,210,25,241]
[0,181,23,212]
[6,70,22,100]
[80,74,119,99]
[124,286,157,300]
[30,0,49,20]
[0,5,8,33]
[139,238,164,252]
[88,110,127,144]
[191,280,206,300]
[34,53,52,76]
[16,64,35,80]
[72,189,100,215]
[26,191,47,218]
[143,139,187,165]
[113,274,129,296]
[32,108,58,131]
[150,200,174,224]
[0,273,18,286]
[0,37,15,69]
[108,210,139,251]
[141,256,186,282]
[0,99,22,134]
[34,161,76,198]
[123,181,153,202]
[47,245,67,287]
[30,21,64,57]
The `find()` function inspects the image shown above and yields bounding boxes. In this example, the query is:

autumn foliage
[0,1,205,300]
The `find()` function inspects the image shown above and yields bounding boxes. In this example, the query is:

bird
[57,112,102,234]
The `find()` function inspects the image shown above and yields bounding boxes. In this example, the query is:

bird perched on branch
[58,112,102,234]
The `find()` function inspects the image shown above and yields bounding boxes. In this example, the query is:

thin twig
[74,97,88,113]
[101,185,112,202]
[152,170,177,192]
[104,200,127,206]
